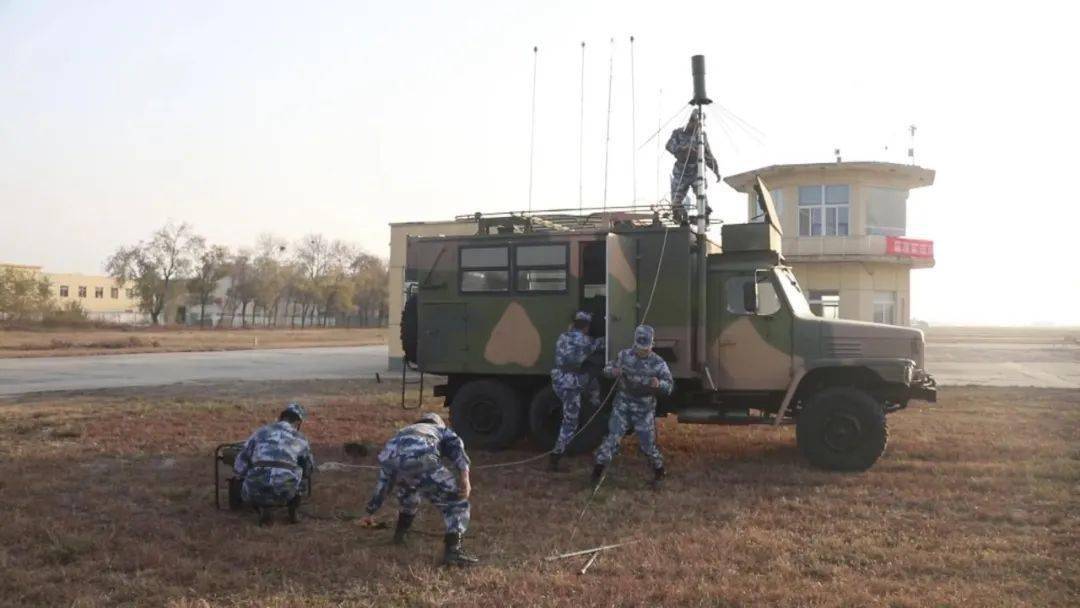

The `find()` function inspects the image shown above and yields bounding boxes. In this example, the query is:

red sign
[886,236,934,259]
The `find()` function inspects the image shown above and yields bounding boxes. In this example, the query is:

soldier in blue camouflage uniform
[592,325,674,484]
[666,109,721,223]
[233,402,315,525]
[360,412,478,566]
[548,310,604,471]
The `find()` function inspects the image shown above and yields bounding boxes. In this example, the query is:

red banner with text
[886,236,934,259]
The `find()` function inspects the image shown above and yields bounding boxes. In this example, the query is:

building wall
[387,220,478,368]
[45,272,140,314]
[790,262,910,325]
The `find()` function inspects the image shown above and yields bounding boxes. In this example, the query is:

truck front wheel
[449,379,524,450]
[527,385,608,455]
[796,386,888,471]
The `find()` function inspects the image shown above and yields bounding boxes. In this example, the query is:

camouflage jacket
[366,422,470,514]
[234,420,314,479]
[551,329,603,389]
[666,128,719,175]
[603,348,674,410]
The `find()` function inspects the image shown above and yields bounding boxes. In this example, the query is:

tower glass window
[798,185,849,236]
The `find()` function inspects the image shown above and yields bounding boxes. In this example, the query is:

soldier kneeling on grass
[592,324,674,485]
[233,402,315,525]
[360,412,478,567]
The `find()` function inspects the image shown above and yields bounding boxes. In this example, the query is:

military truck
[400,189,937,471]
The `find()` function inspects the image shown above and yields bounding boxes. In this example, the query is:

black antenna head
[690,55,712,105]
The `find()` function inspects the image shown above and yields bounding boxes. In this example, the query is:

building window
[873,291,896,325]
[110,287,119,299]
[866,187,907,236]
[59,285,69,298]
[515,244,568,292]
[809,290,840,319]
[460,246,510,293]
[126,288,136,299]
[94,286,104,298]
[798,184,849,237]
[78,286,87,298]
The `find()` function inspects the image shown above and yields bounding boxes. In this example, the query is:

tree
[105,222,204,325]
[187,245,230,328]
[227,251,257,327]
[0,267,53,321]
[350,252,389,326]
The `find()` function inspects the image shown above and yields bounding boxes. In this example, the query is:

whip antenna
[528,45,538,212]
[630,35,637,204]
[602,38,614,210]
[579,41,586,212]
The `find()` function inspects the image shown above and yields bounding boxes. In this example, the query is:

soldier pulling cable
[360,412,478,567]
[548,310,604,472]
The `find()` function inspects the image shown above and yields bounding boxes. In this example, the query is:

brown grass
[0,327,386,358]
[0,382,1076,607]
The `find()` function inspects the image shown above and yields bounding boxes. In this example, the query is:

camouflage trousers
[396,465,470,535]
[552,378,601,454]
[594,401,663,469]
[242,466,302,507]
[670,166,700,211]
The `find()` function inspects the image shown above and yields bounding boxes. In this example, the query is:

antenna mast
[528,46,538,212]
[578,42,586,212]
[602,38,615,210]
[630,35,637,204]
[689,55,712,231]
[908,124,917,165]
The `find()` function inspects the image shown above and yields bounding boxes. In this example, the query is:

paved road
[0,346,389,396]
[0,341,1076,397]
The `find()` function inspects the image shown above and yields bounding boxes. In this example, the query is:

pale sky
[2,0,1077,325]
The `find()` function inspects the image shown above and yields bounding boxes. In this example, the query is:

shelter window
[59,285,69,298]
[78,286,87,298]
[866,187,907,236]
[110,287,119,299]
[460,246,510,293]
[725,272,782,316]
[873,291,896,325]
[809,290,840,319]
[798,184,849,236]
[515,244,567,292]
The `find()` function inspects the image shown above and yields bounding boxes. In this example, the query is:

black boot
[653,466,666,483]
[548,452,561,472]
[287,497,301,524]
[442,532,478,567]
[256,506,272,526]
[591,464,606,484]
[393,512,415,545]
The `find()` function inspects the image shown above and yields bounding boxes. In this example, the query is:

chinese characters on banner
[886,236,934,259]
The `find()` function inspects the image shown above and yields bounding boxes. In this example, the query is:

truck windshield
[777,268,813,316]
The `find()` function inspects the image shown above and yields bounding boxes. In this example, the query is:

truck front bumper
[910,369,937,403]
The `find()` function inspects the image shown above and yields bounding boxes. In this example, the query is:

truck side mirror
[742,279,759,314]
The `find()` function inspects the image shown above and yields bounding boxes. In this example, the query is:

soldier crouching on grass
[592,325,674,485]
[360,412,478,567]
[549,310,604,472]
[233,402,315,525]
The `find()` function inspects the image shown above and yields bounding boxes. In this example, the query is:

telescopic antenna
[630,35,637,204]
[579,42,586,213]
[528,46,538,212]
[602,38,614,210]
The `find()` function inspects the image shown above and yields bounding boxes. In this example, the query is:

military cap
[574,310,593,323]
[283,402,307,420]
[417,412,446,428]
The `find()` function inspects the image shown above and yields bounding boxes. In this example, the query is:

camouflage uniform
[550,320,604,454]
[234,418,314,507]
[594,326,673,470]
[365,419,471,535]
[666,120,719,212]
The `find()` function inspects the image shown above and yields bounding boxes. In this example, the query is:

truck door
[605,234,638,356]
[711,269,793,390]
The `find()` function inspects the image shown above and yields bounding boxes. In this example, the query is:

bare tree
[227,251,257,327]
[105,222,203,325]
[187,245,230,328]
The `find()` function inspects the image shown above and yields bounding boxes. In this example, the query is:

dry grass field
[0,381,1076,607]
[0,327,387,358]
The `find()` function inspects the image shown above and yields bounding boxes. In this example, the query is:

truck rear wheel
[527,385,608,455]
[796,386,888,471]
[449,379,524,450]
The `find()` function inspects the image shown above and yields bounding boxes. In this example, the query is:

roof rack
[455,203,683,235]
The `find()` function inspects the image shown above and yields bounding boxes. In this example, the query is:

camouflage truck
[400,193,936,471]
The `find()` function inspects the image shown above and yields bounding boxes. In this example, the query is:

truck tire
[449,379,524,450]
[528,385,609,455]
[796,386,888,471]
[400,293,418,364]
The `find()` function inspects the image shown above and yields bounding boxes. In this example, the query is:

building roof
[724,161,935,193]
[0,262,43,271]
